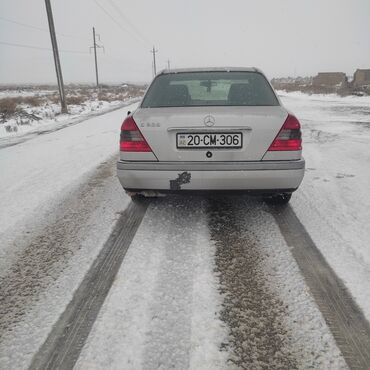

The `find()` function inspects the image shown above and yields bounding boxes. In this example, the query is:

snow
[0,103,137,368]
[0,89,369,368]
[76,198,229,370]
[76,91,368,368]
[0,98,139,141]
[279,91,370,322]
[0,102,137,274]
[76,196,346,369]
[277,90,370,105]
[0,161,129,369]
[0,89,56,98]
[247,204,347,369]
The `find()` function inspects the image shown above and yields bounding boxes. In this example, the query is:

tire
[130,194,146,203]
[123,189,145,204]
[263,192,292,205]
[125,190,161,204]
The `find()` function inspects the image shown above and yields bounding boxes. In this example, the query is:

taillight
[268,114,302,151]
[120,116,152,152]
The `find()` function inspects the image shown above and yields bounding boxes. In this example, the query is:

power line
[0,40,50,51]
[0,40,90,54]
[107,0,151,46]
[93,0,150,47]
[0,16,47,32]
[0,16,90,41]
[0,40,149,68]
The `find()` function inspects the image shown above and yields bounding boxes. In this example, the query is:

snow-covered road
[0,92,369,369]
[0,104,135,368]
[75,196,346,369]
[280,92,370,323]
[0,102,137,275]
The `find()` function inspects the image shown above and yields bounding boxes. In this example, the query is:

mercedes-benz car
[117,67,304,204]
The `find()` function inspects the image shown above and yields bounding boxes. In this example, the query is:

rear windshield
[141,71,279,107]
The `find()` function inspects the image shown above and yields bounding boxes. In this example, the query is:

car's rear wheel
[130,194,147,204]
[125,190,163,203]
[263,192,292,205]
[124,190,146,204]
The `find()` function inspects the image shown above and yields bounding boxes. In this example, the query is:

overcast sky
[0,0,369,85]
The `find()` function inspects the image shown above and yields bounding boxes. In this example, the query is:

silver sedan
[117,67,304,204]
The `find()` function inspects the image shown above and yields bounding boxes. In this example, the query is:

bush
[49,94,61,104]
[66,95,86,105]
[0,98,17,114]
[0,96,44,115]
[5,125,18,132]
[97,92,112,102]
[20,96,43,106]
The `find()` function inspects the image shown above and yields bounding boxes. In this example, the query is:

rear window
[141,71,279,108]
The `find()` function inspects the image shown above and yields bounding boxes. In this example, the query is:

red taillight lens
[120,116,152,152]
[268,114,302,151]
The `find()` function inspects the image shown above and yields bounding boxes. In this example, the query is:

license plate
[176,132,242,149]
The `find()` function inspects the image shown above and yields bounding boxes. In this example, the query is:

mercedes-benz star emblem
[204,115,215,127]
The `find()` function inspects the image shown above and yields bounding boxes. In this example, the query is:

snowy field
[0,91,369,369]
[0,84,145,143]
[0,89,55,99]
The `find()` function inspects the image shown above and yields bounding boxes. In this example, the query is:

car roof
[158,67,262,75]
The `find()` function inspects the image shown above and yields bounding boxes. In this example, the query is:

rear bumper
[116,159,305,192]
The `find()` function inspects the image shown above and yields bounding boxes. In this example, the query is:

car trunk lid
[133,106,288,161]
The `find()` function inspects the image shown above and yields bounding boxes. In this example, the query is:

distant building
[312,72,348,87]
[353,69,370,87]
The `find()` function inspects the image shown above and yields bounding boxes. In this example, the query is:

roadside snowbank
[0,98,137,139]
[0,85,145,140]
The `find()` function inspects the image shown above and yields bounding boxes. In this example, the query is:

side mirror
[127,111,131,116]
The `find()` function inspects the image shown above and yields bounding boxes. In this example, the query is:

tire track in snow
[271,205,370,370]
[0,160,116,338]
[207,197,298,369]
[30,200,148,370]
[74,195,227,370]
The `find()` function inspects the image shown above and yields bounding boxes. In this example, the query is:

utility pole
[93,27,99,87]
[90,27,105,88]
[45,0,67,113]
[150,46,158,76]
[90,27,104,88]
[167,59,171,71]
